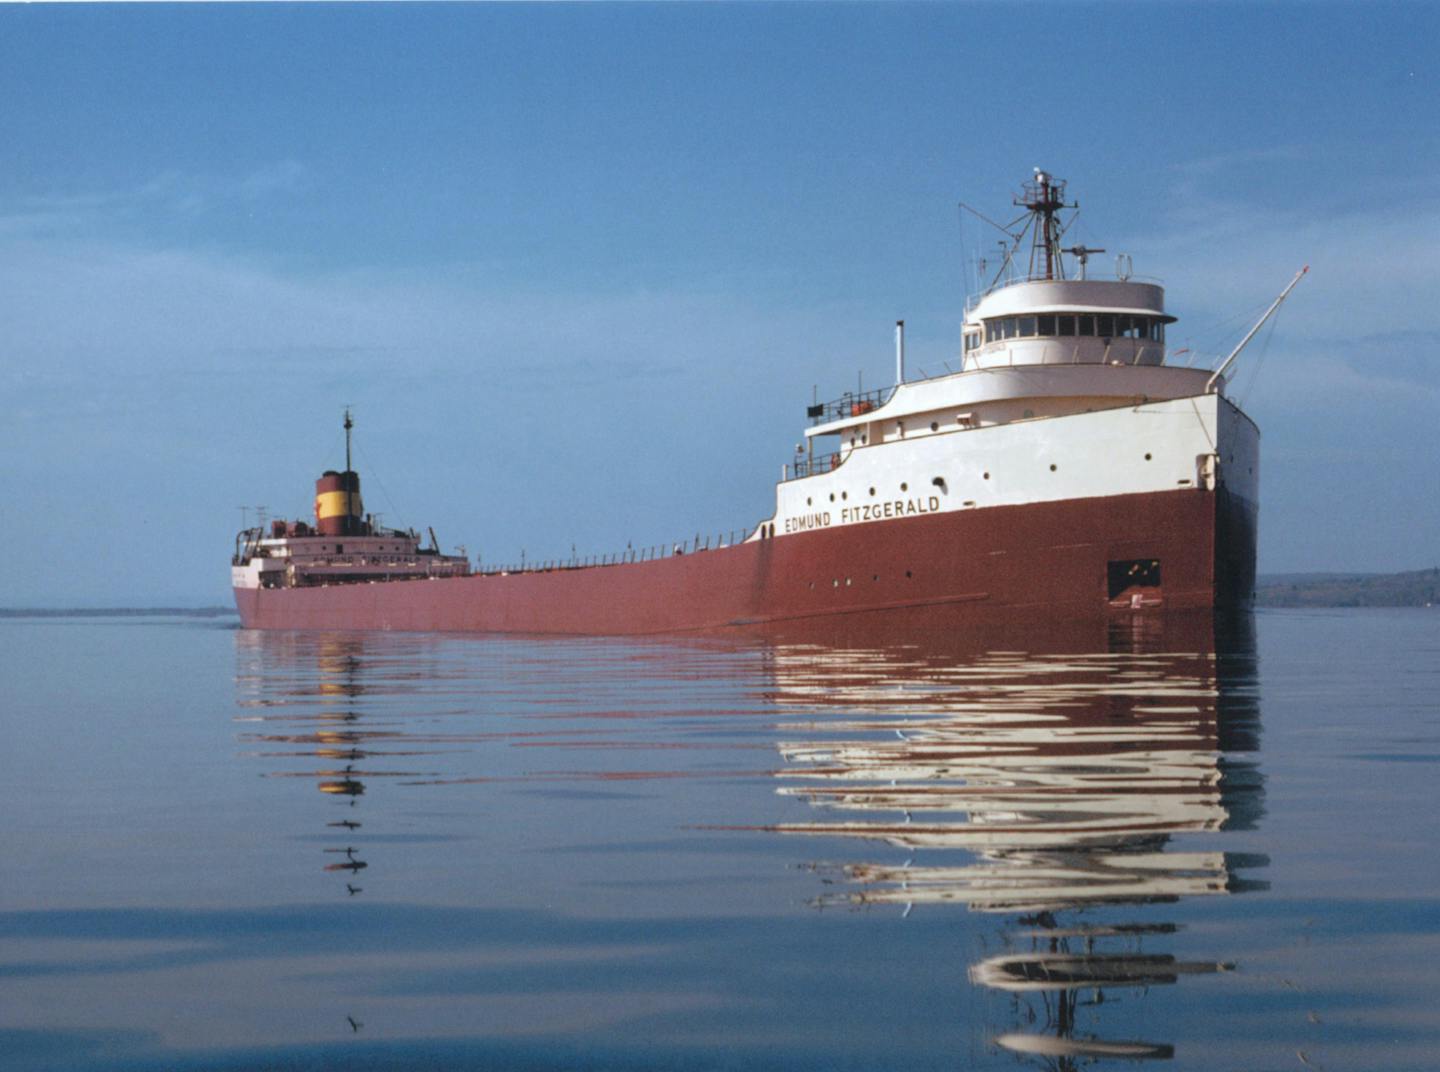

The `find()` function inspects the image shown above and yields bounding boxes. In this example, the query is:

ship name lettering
[841,496,942,524]
[784,511,832,534]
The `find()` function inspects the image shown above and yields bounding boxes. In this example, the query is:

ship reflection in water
[234,631,454,898]
[761,610,1266,1066]
[226,608,1264,1066]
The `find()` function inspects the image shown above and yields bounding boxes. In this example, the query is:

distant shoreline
[1255,568,1437,608]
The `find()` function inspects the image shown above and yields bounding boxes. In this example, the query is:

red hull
[234,487,1255,635]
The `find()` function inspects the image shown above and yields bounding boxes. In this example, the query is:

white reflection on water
[762,612,1267,1065]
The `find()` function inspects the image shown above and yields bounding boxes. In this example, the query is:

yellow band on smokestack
[315,490,363,521]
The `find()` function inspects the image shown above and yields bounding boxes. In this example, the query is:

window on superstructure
[1078,315,1095,336]
[1151,321,1165,342]
[1058,316,1076,336]
[1037,315,1056,336]
[1018,316,1036,337]
[1096,314,1115,337]
[1001,319,1017,340]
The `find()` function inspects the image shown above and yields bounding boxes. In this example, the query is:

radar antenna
[1061,244,1106,281]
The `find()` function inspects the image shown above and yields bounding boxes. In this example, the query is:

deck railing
[781,451,845,483]
[806,385,896,427]
[476,527,757,576]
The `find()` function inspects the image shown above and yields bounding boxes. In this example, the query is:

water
[2,608,1437,1070]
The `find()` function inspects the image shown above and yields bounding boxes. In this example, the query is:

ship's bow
[1212,396,1260,609]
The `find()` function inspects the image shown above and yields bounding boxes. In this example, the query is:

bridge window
[984,313,1161,344]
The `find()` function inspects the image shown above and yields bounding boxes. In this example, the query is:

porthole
[829,493,835,502]
[1144,453,1152,461]
[808,581,814,590]
[905,570,913,579]
[845,577,852,587]
[806,496,812,505]
[900,482,908,492]
[930,421,939,432]
[1049,464,1057,472]
[832,579,839,588]
[861,434,868,444]
[872,574,879,582]
[868,487,876,496]
[841,491,848,500]
[983,472,991,480]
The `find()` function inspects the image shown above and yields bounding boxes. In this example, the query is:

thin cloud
[0,162,315,237]
[0,232,846,430]
[237,160,312,201]
[1168,144,1316,181]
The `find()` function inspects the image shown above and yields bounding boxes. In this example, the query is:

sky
[1,2,1436,605]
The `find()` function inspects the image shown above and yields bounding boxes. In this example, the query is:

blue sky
[1,3,1436,605]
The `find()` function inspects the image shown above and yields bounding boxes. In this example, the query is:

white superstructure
[751,170,1280,544]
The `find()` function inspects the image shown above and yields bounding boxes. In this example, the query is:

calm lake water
[3,608,1437,1071]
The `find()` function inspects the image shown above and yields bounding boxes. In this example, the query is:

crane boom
[1207,266,1309,393]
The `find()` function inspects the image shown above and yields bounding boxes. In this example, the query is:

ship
[232,171,1302,634]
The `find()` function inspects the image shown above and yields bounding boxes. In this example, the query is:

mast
[1015,169,1075,281]
[343,407,355,527]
